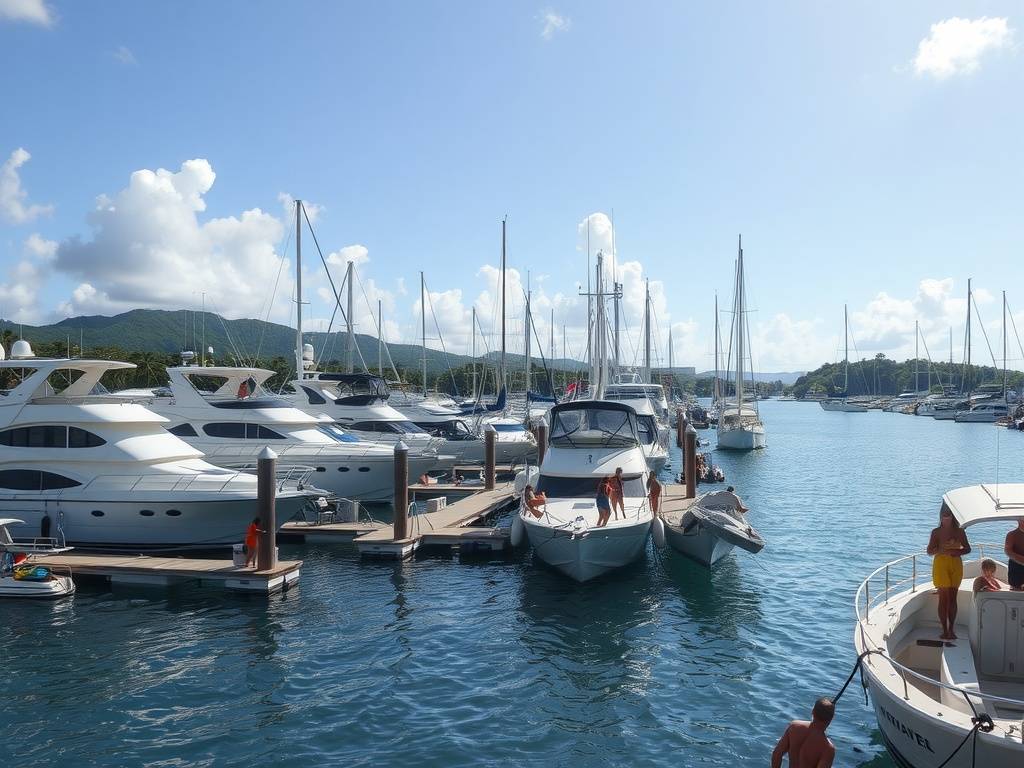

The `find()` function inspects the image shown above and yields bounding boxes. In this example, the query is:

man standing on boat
[1005,518,1024,590]
[771,698,836,767]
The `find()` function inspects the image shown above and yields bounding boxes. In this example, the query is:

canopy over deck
[944,483,1024,528]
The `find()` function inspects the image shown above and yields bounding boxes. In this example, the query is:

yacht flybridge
[121,364,430,502]
[855,484,1024,767]
[717,236,766,450]
[0,347,312,550]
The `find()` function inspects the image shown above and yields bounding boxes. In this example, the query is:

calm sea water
[3,401,1023,767]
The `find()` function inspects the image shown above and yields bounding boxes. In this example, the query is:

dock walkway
[657,483,699,525]
[43,553,301,594]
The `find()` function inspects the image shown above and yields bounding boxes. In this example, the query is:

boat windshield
[549,405,638,448]
[536,474,645,498]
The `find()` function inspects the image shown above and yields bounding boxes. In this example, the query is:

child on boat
[972,558,1003,594]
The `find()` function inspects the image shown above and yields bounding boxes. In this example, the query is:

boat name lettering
[879,705,934,753]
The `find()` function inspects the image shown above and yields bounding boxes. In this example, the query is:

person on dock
[972,559,1004,594]
[596,476,613,527]
[927,504,971,640]
[646,474,662,513]
[244,517,264,568]
[1005,517,1024,590]
[771,698,836,768]
[609,467,625,519]
[524,485,547,519]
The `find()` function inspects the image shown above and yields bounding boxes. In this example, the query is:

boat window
[0,469,81,491]
[68,427,106,447]
[318,424,360,443]
[491,423,525,433]
[549,406,638,448]
[301,386,327,406]
[636,416,656,445]
[203,423,247,439]
[165,509,182,517]
[91,510,104,517]
[139,509,155,517]
[244,424,285,440]
[536,474,646,498]
[168,423,198,437]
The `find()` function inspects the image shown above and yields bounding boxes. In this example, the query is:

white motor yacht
[0,348,312,550]
[603,377,671,473]
[887,391,923,413]
[820,399,869,413]
[0,518,75,598]
[121,365,433,502]
[399,397,536,466]
[515,400,653,582]
[954,402,1008,423]
[855,484,1024,767]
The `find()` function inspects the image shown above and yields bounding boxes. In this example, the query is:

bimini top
[297,373,391,403]
[944,484,1024,528]
[549,400,639,449]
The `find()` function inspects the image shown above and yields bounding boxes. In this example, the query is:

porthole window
[339,466,350,472]
[165,509,182,517]
[91,510,104,517]
[358,467,371,472]
[315,467,326,472]
[139,509,155,517]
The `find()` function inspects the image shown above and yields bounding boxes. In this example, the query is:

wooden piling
[257,447,278,570]
[684,424,697,499]
[484,425,496,490]
[393,440,409,541]
[536,416,548,465]
[676,408,685,447]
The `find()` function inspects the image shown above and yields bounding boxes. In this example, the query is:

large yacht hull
[522,516,651,582]
[1,494,311,551]
[716,425,766,451]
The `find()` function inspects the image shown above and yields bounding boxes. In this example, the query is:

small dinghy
[662,492,764,567]
[0,518,75,599]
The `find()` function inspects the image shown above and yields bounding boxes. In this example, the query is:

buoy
[510,514,524,547]
[652,515,666,548]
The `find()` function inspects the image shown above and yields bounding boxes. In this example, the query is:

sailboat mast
[668,327,674,397]
[1003,290,1008,400]
[594,251,607,398]
[294,200,304,379]
[345,261,355,373]
[525,280,531,395]
[644,279,652,384]
[420,272,427,397]
[713,293,720,403]
[736,236,745,412]
[613,280,620,377]
[844,303,849,395]
[500,217,507,391]
[914,319,919,393]
[471,306,477,398]
[377,299,383,377]
[964,278,972,395]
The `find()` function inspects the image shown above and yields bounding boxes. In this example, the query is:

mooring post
[676,408,685,448]
[484,424,496,490]
[393,440,409,541]
[257,447,278,570]
[684,424,697,499]
[536,416,548,465]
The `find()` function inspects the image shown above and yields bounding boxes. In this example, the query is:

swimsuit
[1009,558,1024,589]
[932,554,963,589]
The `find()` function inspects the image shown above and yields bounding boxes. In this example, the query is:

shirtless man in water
[771,698,836,768]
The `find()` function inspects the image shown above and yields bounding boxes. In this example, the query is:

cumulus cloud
[111,45,137,66]
[55,158,289,319]
[0,0,54,26]
[326,244,369,267]
[538,8,570,40]
[0,148,54,224]
[913,17,1014,79]
[0,234,58,322]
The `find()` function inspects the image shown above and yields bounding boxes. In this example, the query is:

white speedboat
[717,236,766,451]
[820,399,869,413]
[0,518,75,598]
[954,402,1008,423]
[0,347,313,550]
[855,484,1024,767]
[662,489,764,567]
[122,364,433,502]
[516,400,653,582]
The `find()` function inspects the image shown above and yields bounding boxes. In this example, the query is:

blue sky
[1,1,1022,371]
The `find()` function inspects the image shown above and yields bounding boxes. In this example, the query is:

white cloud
[326,244,369,267]
[0,234,59,322]
[0,0,54,26]
[54,158,290,320]
[538,8,570,40]
[111,45,137,66]
[23,232,56,260]
[0,148,54,224]
[913,17,1014,80]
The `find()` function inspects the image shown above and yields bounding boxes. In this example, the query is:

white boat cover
[944,484,1024,528]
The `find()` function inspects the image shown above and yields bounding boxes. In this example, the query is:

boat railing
[855,546,1024,713]
[78,465,318,495]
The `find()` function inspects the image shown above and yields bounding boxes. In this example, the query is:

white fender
[513,470,528,495]
[652,515,666,549]
[510,514,525,547]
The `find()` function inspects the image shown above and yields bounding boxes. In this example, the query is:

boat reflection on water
[656,552,763,638]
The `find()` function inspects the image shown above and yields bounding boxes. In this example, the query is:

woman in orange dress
[244,517,264,568]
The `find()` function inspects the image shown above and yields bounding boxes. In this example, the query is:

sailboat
[821,305,868,413]
[515,251,654,581]
[716,236,766,450]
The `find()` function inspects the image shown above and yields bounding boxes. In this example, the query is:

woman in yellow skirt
[927,504,972,640]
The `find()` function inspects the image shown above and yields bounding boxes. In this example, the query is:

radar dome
[302,343,315,361]
[10,340,33,359]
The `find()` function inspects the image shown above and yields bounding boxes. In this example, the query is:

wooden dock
[279,519,387,543]
[657,483,699,525]
[355,482,517,559]
[44,553,301,594]
[407,482,485,500]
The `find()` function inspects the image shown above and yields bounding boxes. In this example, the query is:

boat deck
[658,483,699,525]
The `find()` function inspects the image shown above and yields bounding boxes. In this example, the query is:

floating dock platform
[43,553,301,594]
[356,483,517,559]
[279,520,388,543]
